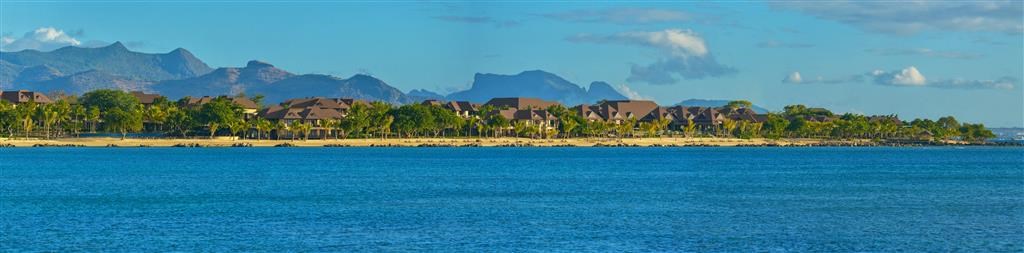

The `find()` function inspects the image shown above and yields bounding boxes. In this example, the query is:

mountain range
[1,42,211,89]
[447,70,627,105]
[1,42,635,105]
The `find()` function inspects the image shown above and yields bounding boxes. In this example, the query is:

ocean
[1,147,1022,251]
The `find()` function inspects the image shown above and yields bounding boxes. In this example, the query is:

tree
[0,101,18,138]
[104,107,143,140]
[300,122,313,140]
[17,102,36,138]
[50,99,72,138]
[726,100,753,109]
[165,106,195,138]
[617,118,638,138]
[485,112,509,138]
[937,116,961,139]
[227,119,248,140]
[144,105,169,132]
[367,101,392,139]
[561,118,579,138]
[430,106,462,137]
[783,104,807,117]
[786,117,809,138]
[652,118,671,137]
[720,118,738,138]
[464,116,480,137]
[274,120,287,140]
[321,119,339,139]
[197,98,241,138]
[683,118,697,137]
[762,113,789,139]
[391,104,434,137]
[38,105,59,139]
[81,89,140,112]
[341,102,370,138]
[69,104,87,137]
[252,118,272,140]
[737,121,763,139]
[513,120,529,138]
[288,120,303,141]
[86,106,101,133]
[249,94,265,109]
[960,123,995,142]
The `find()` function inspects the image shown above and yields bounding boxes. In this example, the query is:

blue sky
[2,1,1022,127]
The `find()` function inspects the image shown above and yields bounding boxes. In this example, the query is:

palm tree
[301,122,313,141]
[465,116,479,137]
[561,119,578,139]
[208,122,220,139]
[227,120,247,140]
[513,120,528,138]
[288,120,303,141]
[654,118,671,137]
[720,119,737,138]
[617,118,637,138]
[321,119,338,139]
[253,118,271,140]
[39,105,59,139]
[86,106,100,133]
[379,115,393,140]
[70,105,87,137]
[145,105,169,132]
[274,120,287,140]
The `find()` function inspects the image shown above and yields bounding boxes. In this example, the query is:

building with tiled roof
[1,90,52,106]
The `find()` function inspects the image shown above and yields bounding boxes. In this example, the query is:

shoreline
[0,137,1008,148]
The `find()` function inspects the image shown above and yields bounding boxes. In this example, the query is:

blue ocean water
[1,147,1022,252]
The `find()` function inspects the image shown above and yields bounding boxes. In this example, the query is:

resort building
[181,95,260,119]
[485,97,560,110]
[447,101,479,118]
[576,100,661,124]
[718,107,766,122]
[0,90,52,106]
[259,97,364,139]
[130,91,162,108]
[421,99,479,118]
[484,97,560,129]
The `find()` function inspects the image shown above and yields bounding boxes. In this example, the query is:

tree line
[0,89,995,142]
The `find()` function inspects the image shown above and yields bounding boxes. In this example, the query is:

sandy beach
[0,137,880,147]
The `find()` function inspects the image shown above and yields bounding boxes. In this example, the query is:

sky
[1,1,1022,127]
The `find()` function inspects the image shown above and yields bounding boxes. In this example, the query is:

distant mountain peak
[348,73,381,82]
[407,89,445,100]
[104,41,129,51]
[449,70,627,105]
[246,60,274,68]
[167,47,197,57]
[588,81,614,90]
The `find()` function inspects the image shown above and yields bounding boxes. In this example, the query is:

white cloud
[567,29,736,85]
[866,48,981,59]
[570,29,708,57]
[929,77,1017,90]
[0,27,82,52]
[433,16,520,28]
[757,40,814,48]
[774,1,1023,34]
[782,72,803,83]
[614,83,649,100]
[787,66,1017,90]
[543,8,691,24]
[782,71,865,84]
[872,66,927,86]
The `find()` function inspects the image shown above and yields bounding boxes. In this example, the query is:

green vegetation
[0,92,998,144]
